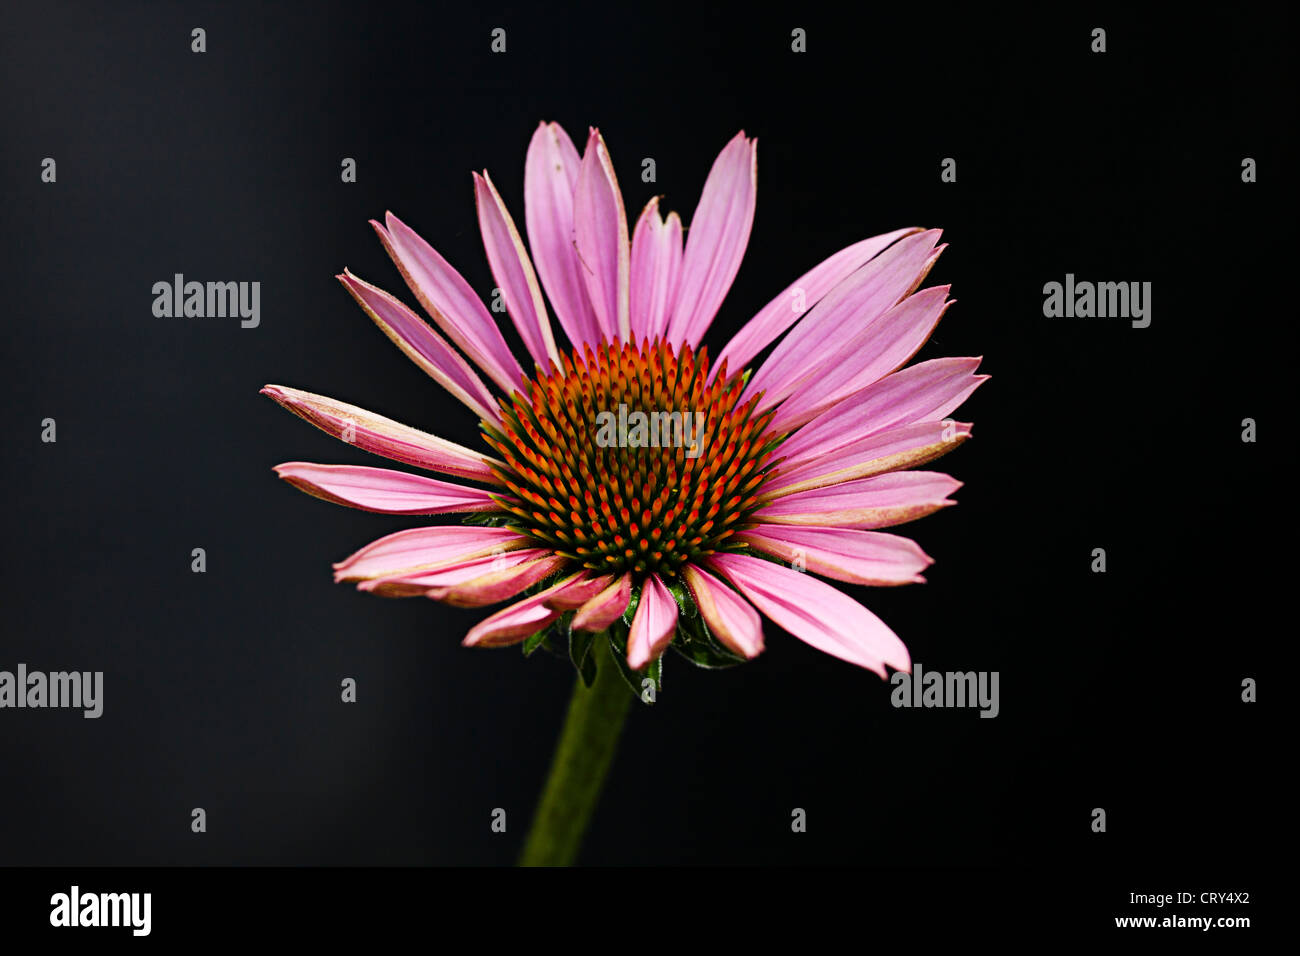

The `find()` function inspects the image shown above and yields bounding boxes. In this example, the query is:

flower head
[263,122,986,694]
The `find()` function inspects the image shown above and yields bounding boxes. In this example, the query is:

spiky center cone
[483,339,780,578]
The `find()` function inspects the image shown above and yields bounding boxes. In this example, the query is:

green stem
[519,637,632,866]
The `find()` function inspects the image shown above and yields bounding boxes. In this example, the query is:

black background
[0,1,1285,882]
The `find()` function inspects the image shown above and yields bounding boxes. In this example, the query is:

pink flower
[263,123,986,682]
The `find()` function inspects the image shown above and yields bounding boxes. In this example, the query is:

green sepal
[521,611,571,658]
[645,653,663,695]
[522,628,552,657]
[621,583,642,625]
[670,592,747,670]
[569,625,598,687]
[520,629,551,658]
[664,577,697,618]
[605,622,657,705]
[665,575,745,668]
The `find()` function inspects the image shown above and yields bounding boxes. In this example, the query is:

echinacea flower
[263,122,985,694]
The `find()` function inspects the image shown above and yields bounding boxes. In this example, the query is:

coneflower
[262,122,986,864]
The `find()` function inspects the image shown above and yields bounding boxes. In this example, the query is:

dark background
[0,3,1285,870]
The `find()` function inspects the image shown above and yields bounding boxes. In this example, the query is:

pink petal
[543,574,615,610]
[464,572,596,647]
[665,131,757,348]
[626,573,678,669]
[767,420,973,498]
[260,385,502,482]
[707,552,910,677]
[765,286,954,431]
[524,122,602,349]
[573,128,631,342]
[629,196,683,344]
[474,171,560,370]
[373,212,524,393]
[338,270,500,423]
[273,462,500,515]
[681,563,764,658]
[747,230,944,403]
[755,471,962,529]
[571,571,632,632]
[426,554,569,607]
[359,548,551,598]
[332,525,532,582]
[775,358,987,466]
[736,525,932,586]
[714,226,923,378]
